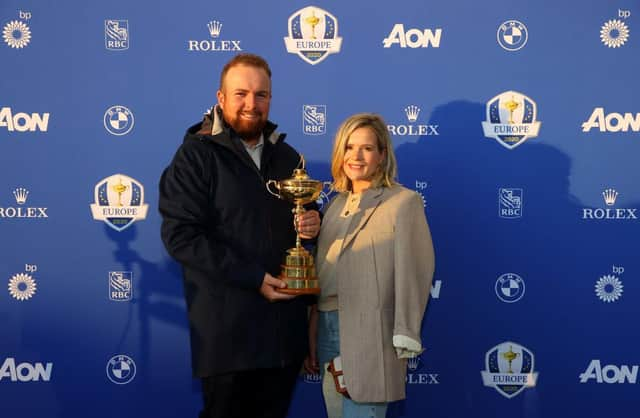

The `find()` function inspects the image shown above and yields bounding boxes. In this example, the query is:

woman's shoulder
[384,184,421,201]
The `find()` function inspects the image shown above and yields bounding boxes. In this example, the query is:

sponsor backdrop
[1,0,639,417]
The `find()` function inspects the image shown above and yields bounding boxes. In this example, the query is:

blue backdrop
[2,1,639,417]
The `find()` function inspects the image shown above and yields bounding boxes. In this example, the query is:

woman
[306,113,435,418]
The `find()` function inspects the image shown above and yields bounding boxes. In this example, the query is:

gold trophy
[501,345,520,373]
[112,178,128,207]
[266,156,325,295]
[503,95,520,124]
[305,10,320,39]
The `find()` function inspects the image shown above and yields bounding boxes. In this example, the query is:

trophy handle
[266,180,282,199]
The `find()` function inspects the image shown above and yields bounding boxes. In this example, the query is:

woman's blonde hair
[330,113,398,192]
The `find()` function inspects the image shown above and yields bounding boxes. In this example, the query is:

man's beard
[226,111,266,140]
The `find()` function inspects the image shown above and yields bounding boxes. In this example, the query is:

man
[159,53,320,418]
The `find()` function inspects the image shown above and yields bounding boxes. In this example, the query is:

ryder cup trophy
[266,156,324,295]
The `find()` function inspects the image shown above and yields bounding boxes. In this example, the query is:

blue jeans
[317,310,388,418]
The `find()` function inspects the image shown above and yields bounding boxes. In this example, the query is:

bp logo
[106,355,136,384]
[8,273,37,301]
[90,174,148,231]
[3,20,31,49]
[482,91,541,149]
[481,341,538,398]
[284,6,342,65]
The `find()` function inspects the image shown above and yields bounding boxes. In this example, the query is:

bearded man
[159,53,320,418]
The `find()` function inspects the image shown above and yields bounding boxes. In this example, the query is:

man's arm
[159,143,265,290]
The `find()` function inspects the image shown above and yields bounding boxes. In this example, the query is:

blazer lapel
[340,187,385,253]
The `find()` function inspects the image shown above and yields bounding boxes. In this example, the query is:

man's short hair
[219,53,272,90]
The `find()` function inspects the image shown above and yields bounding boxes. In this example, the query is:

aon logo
[579,360,638,384]
[383,24,442,48]
[582,108,640,132]
[0,358,53,382]
[0,107,50,132]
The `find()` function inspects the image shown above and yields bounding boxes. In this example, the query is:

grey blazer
[317,185,435,402]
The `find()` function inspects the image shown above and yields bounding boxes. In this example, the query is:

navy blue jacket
[159,108,311,376]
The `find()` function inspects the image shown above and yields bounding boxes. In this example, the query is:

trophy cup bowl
[266,166,325,295]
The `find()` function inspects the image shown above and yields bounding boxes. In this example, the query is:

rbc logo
[109,271,132,301]
[105,20,129,50]
[499,188,523,218]
[302,372,322,384]
[302,105,326,135]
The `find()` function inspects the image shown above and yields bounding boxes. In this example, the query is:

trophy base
[276,278,320,295]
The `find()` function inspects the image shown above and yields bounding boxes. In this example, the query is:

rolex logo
[603,188,618,206]
[13,188,28,205]
[405,105,420,122]
[207,20,222,38]
[388,104,439,137]
[407,355,421,371]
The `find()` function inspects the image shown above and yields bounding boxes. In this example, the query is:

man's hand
[259,273,297,302]
[296,210,321,239]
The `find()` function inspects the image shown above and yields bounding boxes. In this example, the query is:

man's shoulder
[271,139,301,163]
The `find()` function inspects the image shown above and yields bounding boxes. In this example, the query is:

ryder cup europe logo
[481,341,538,398]
[104,105,134,136]
[90,174,148,231]
[482,91,541,149]
[284,6,342,65]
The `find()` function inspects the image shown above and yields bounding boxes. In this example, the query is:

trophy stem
[293,203,305,250]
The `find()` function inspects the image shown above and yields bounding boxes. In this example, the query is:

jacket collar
[195,104,282,145]
[340,187,386,253]
[185,105,286,177]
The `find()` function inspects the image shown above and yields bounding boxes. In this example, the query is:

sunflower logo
[595,274,623,303]
[418,191,427,207]
[3,20,31,49]
[600,19,630,48]
[8,273,37,301]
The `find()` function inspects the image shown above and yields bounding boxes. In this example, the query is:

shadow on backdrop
[386,100,607,418]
